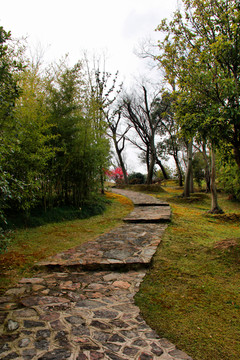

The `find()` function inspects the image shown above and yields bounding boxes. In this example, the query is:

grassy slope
[135,185,240,360]
[0,192,133,294]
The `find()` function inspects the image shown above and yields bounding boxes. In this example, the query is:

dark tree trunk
[190,171,194,193]
[173,154,183,187]
[146,140,156,185]
[202,142,211,192]
[233,144,240,169]
[146,155,155,184]
[156,156,169,179]
[113,136,128,184]
[100,171,105,195]
[146,147,150,174]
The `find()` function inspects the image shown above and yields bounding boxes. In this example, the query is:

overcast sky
[1,0,178,172]
[1,0,178,83]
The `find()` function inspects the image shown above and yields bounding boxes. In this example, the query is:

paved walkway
[0,189,193,360]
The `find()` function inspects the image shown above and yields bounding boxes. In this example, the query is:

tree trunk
[100,170,105,195]
[233,144,240,169]
[209,147,223,213]
[146,154,155,184]
[156,157,169,179]
[146,141,156,185]
[190,170,194,193]
[183,140,193,197]
[173,153,183,187]
[113,138,128,184]
[202,142,211,192]
[146,147,150,174]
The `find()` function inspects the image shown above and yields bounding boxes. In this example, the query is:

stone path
[0,189,193,360]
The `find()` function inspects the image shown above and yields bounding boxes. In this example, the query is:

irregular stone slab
[123,206,171,223]
[112,188,169,206]
[7,320,19,331]
[20,296,70,307]
[37,223,167,270]
[38,348,71,360]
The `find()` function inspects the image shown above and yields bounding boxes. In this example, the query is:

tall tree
[152,93,183,185]
[0,27,25,221]
[84,63,121,193]
[155,0,240,211]
[46,58,111,205]
[106,109,130,184]
[0,27,23,128]
[12,66,55,212]
[123,86,169,184]
[156,0,240,168]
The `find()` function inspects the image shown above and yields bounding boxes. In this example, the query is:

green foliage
[45,59,111,206]
[0,30,112,224]
[0,228,12,254]
[217,157,240,200]
[155,165,173,180]
[0,64,55,218]
[156,0,240,167]
[0,26,23,127]
[0,27,26,222]
[128,172,146,184]
[192,152,206,188]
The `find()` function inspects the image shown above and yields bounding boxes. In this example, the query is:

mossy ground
[135,183,240,360]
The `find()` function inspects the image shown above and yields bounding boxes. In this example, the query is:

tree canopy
[156,0,240,166]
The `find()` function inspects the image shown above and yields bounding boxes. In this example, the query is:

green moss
[135,188,240,360]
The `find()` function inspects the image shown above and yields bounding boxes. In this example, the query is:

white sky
[1,0,178,83]
[1,0,178,172]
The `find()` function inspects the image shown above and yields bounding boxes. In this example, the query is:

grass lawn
[0,192,133,294]
[135,183,240,360]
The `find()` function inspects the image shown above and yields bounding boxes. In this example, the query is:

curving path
[0,189,193,360]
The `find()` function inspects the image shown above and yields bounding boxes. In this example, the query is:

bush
[128,172,146,184]
[217,161,240,200]
[2,196,110,229]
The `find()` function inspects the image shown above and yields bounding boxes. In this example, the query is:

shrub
[128,172,146,184]
[217,161,240,200]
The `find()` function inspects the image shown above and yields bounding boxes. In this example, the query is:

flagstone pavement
[0,189,193,360]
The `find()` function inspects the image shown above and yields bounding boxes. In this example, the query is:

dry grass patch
[214,238,240,250]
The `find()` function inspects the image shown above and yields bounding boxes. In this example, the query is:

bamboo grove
[0,27,112,224]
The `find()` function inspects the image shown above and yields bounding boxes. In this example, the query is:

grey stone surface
[123,205,171,223]
[0,189,193,360]
[111,188,169,206]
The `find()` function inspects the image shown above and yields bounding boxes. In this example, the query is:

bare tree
[106,108,130,184]
[122,86,169,184]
